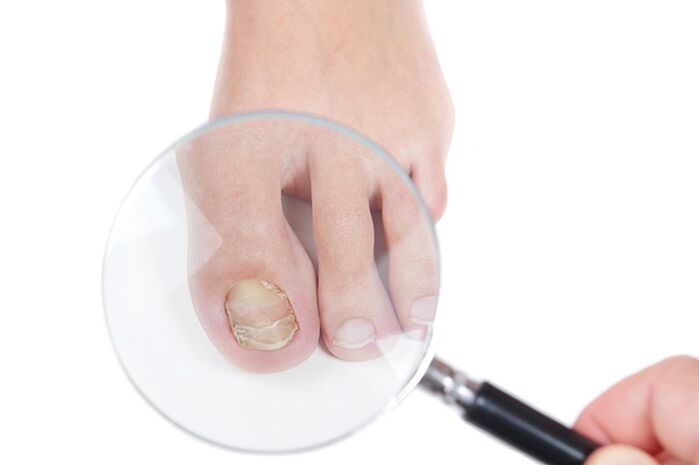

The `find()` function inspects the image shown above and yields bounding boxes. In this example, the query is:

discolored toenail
[225,279,298,351]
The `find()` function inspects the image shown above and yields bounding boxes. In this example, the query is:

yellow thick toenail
[225,279,298,351]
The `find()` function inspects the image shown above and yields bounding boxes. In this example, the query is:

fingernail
[333,319,376,349]
[225,279,298,351]
[410,295,437,325]
[587,445,658,465]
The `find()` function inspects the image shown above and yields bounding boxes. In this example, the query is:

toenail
[332,319,376,349]
[225,279,298,351]
[410,295,437,325]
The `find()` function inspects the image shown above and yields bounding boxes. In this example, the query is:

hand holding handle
[420,358,599,465]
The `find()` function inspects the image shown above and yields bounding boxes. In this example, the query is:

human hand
[576,356,699,465]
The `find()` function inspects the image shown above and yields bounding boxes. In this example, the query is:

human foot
[181,0,453,372]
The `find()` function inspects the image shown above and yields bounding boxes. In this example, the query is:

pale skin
[578,356,699,465]
[181,0,451,371]
[181,2,698,460]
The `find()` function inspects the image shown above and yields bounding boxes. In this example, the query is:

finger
[575,355,699,464]
[585,444,658,465]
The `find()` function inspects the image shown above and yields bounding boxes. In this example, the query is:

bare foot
[180,0,453,372]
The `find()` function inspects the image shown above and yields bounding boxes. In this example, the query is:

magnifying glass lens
[103,112,440,452]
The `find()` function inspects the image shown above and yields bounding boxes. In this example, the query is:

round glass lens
[103,111,440,452]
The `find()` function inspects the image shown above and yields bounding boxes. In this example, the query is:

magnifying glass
[103,111,599,465]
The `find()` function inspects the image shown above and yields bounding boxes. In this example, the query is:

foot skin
[180,0,453,372]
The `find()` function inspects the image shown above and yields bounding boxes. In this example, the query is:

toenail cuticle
[225,279,298,351]
[333,319,376,350]
[410,295,437,325]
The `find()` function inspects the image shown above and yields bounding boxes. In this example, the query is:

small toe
[310,157,401,361]
[382,180,440,339]
[410,157,448,221]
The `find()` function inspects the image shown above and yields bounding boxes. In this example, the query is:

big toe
[178,130,319,372]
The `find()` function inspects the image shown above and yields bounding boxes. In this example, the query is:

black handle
[464,382,599,465]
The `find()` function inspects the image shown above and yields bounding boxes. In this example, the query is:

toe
[410,157,448,221]
[188,223,319,373]
[178,128,319,372]
[310,157,401,361]
[382,179,440,339]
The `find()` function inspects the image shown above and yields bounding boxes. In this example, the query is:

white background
[1,1,697,463]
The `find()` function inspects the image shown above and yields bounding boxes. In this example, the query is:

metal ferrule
[419,358,481,411]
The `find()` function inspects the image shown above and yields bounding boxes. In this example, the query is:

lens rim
[102,110,442,453]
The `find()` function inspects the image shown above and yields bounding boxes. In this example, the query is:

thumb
[586,445,658,465]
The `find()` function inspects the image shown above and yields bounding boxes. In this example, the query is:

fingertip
[575,355,699,461]
[585,445,658,465]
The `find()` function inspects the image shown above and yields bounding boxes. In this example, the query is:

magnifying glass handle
[421,358,599,465]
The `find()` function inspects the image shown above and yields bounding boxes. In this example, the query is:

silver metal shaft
[419,357,481,411]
